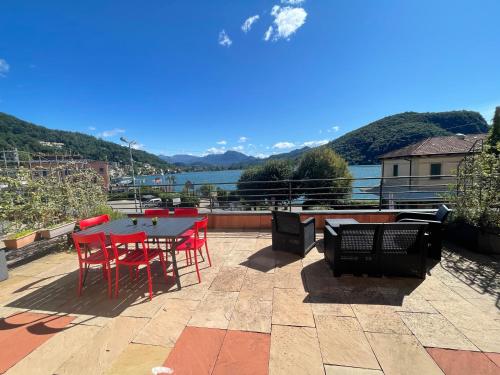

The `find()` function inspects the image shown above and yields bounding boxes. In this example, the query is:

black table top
[78,217,199,238]
[325,218,359,228]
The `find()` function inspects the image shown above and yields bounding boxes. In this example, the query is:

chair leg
[78,263,83,296]
[115,264,120,297]
[102,263,108,280]
[194,249,201,284]
[106,262,112,298]
[146,264,153,301]
[205,242,212,267]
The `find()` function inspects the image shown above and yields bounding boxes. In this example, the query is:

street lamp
[120,137,139,212]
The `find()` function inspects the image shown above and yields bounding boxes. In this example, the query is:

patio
[0,231,499,375]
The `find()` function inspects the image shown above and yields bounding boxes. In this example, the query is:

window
[393,164,399,177]
[430,163,442,179]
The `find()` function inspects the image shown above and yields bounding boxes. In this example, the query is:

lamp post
[120,137,139,212]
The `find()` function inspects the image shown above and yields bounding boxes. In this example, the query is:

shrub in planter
[4,229,37,249]
[449,142,500,253]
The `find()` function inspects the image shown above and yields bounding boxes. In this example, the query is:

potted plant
[3,229,37,249]
[39,221,77,240]
[448,131,500,254]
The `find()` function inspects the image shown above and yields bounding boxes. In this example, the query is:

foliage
[94,204,126,221]
[488,106,500,150]
[294,148,352,207]
[451,143,500,229]
[0,112,172,171]
[237,160,294,207]
[7,229,36,240]
[0,166,108,234]
[198,184,216,198]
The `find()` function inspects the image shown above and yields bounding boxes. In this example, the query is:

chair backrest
[434,204,450,223]
[380,223,427,255]
[144,209,170,217]
[72,232,109,261]
[272,211,301,235]
[174,208,198,216]
[337,224,379,255]
[194,217,208,240]
[110,231,149,260]
[79,214,110,230]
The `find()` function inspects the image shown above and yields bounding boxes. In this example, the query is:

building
[377,133,488,207]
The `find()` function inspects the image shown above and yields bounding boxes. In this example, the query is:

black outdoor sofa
[271,211,316,257]
[324,222,428,278]
[395,204,450,260]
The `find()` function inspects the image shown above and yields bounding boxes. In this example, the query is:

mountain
[265,110,489,165]
[267,147,311,161]
[0,112,172,170]
[325,111,489,164]
[159,151,258,168]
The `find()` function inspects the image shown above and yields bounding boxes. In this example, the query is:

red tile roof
[380,133,488,159]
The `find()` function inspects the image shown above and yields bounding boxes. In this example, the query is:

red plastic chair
[79,214,110,230]
[144,209,171,217]
[177,217,211,283]
[174,208,199,237]
[110,232,168,300]
[72,232,117,297]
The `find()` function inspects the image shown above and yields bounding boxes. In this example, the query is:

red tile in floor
[485,353,500,368]
[213,330,271,375]
[164,326,226,375]
[426,348,500,375]
[0,312,74,373]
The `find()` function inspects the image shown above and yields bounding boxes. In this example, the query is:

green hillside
[0,112,171,170]
[326,111,489,164]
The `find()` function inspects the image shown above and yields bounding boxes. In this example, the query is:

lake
[131,165,381,197]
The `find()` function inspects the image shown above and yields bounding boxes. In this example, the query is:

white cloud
[242,15,260,33]
[273,141,296,149]
[327,125,341,133]
[238,136,249,143]
[281,0,305,4]
[264,26,274,41]
[218,30,232,47]
[216,140,227,145]
[206,147,226,154]
[232,145,244,151]
[254,153,269,159]
[88,126,96,131]
[131,143,144,150]
[302,139,329,147]
[0,59,10,77]
[265,5,307,41]
[97,128,125,138]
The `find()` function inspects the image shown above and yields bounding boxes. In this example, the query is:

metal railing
[107,174,459,214]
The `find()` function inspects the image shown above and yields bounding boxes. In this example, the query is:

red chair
[174,208,198,216]
[79,214,110,230]
[144,209,171,217]
[177,217,211,283]
[110,232,168,300]
[72,232,117,298]
[174,208,199,237]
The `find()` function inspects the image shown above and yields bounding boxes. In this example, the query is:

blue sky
[1,0,499,157]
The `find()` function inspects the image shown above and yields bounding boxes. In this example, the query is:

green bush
[294,148,352,208]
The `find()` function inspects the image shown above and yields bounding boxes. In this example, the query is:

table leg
[169,247,182,290]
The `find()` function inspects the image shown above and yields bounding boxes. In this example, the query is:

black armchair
[395,204,450,260]
[271,211,316,257]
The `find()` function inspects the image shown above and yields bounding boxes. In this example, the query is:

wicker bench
[324,222,428,278]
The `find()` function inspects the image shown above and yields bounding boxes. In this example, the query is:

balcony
[0,230,499,374]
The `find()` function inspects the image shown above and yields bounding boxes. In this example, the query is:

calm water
[131,165,381,197]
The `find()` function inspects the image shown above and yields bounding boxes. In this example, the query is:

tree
[237,160,294,209]
[198,184,216,198]
[294,148,352,208]
[488,106,500,152]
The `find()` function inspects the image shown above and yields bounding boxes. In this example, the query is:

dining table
[78,216,200,290]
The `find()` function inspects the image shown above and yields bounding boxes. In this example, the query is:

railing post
[138,185,143,213]
[288,180,292,212]
[378,177,383,211]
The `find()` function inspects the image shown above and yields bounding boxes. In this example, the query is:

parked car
[144,198,162,208]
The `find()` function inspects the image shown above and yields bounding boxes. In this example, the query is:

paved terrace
[0,231,499,375]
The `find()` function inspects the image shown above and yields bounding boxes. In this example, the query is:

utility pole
[120,137,139,213]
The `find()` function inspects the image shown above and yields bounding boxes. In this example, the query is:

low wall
[206,210,399,230]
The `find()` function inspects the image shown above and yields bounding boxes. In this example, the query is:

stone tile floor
[0,230,499,374]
